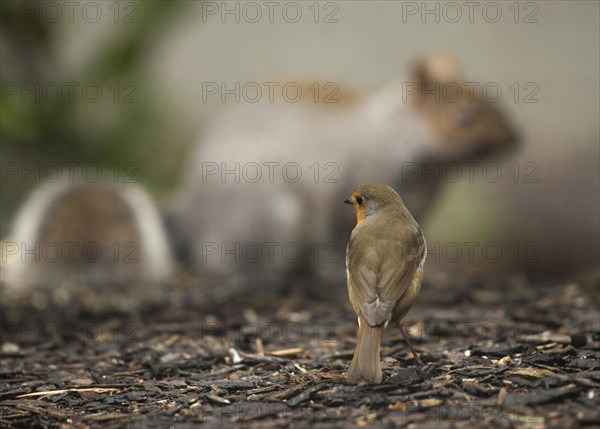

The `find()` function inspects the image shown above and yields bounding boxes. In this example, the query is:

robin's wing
[347,229,425,327]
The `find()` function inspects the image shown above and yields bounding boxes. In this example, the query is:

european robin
[344,184,426,384]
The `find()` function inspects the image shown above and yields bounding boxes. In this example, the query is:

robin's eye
[355,196,364,206]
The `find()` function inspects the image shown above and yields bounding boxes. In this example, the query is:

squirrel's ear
[411,59,429,87]
[427,51,462,82]
[412,52,462,86]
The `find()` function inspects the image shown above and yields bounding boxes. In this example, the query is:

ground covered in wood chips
[1,274,599,428]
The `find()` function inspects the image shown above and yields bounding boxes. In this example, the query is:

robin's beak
[344,198,353,205]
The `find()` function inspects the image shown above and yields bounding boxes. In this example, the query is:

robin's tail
[348,319,383,384]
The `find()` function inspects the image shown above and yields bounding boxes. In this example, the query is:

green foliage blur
[1,1,188,236]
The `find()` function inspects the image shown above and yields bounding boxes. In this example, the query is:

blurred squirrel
[2,181,173,309]
[174,53,519,294]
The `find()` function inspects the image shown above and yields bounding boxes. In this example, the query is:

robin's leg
[399,324,422,366]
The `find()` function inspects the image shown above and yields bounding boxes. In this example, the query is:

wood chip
[270,347,303,357]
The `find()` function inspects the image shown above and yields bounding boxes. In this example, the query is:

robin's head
[344,184,402,225]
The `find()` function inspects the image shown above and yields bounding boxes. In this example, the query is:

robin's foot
[400,325,423,366]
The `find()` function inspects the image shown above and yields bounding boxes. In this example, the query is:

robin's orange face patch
[351,191,367,225]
